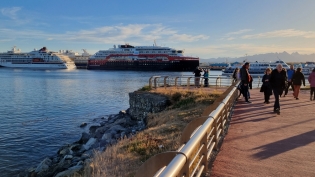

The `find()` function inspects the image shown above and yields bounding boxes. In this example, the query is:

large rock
[83,138,97,150]
[77,132,91,144]
[54,165,83,177]
[35,157,52,173]
[128,92,171,121]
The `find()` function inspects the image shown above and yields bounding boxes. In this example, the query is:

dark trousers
[311,87,315,98]
[204,78,209,87]
[273,88,280,110]
[285,81,294,95]
[264,92,270,102]
[242,83,249,102]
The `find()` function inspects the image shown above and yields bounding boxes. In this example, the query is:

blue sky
[0,0,314,58]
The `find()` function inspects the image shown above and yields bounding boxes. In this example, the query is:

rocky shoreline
[18,91,170,177]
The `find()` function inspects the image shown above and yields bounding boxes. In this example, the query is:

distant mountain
[201,52,315,64]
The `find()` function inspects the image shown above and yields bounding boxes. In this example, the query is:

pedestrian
[261,68,272,104]
[203,69,209,87]
[193,66,202,88]
[232,68,239,82]
[248,75,253,99]
[240,62,251,103]
[284,65,295,96]
[292,67,305,100]
[308,68,315,101]
[280,68,288,97]
[269,64,287,114]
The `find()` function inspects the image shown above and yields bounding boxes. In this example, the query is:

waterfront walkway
[210,89,315,177]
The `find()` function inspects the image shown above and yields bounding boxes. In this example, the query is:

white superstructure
[59,49,90,67]
[223,60,290,77]
[0,47,76,69]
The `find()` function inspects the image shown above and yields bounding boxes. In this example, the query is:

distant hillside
[201,52,315,64]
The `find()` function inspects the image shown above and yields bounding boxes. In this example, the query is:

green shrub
[138,85,152,91]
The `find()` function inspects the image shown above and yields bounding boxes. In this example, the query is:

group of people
[193,66,210,87]
[235,63,315,115]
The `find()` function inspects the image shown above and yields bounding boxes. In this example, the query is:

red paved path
[210,89,315,177]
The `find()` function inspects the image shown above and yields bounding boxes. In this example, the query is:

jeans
[285,81,294,95]
[273,88,280,110]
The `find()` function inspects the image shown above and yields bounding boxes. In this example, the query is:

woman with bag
[261,68,272,104]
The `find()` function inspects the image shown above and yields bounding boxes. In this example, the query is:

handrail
[135,81,240,177]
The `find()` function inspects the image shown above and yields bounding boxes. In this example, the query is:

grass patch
[75,87,222,177]
[138,85,152,91]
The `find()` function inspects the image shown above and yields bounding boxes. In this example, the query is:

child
[308,68,315,101]
[203,69,209,87]
[262,68,272,104]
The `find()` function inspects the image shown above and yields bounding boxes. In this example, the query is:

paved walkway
[210,89,315,177]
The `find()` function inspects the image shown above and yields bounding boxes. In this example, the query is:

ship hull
[0,62,76,69]
[87,60,199,71]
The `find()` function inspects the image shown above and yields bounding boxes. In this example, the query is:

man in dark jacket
[269,64,287,114]
[240,62,251,103]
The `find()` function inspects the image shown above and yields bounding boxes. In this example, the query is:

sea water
[0,68,223,176]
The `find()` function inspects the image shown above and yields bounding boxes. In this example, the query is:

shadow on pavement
[252,129,315,159]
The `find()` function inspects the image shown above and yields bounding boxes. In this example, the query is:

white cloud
[0,24,208,44]
[225,29,253,36]
[221,29,253,41]
[169,34,209,42]
[1,7,21,19]
[242,29,315,39]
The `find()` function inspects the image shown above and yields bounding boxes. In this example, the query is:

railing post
[187,77,192,89]
[149,76,154,89]
[154,77,160,89]
[164,76,169,89]
[175,77,179,88]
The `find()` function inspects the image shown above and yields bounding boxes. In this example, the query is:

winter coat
[308,72,315,87]
[262,74,272,95]
[269,69,286,90]
[240,66,250,84]
[193,68,202,77]
[292,72,305,86]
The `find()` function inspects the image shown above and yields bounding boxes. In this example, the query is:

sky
[0,0,314,58]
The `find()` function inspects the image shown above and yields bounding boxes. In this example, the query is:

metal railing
[149,75,234,89]
[135,81,240,177]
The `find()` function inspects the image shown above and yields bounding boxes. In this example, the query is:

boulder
[101,133,112,140]
[79,122,87,128]
[54,165,83,177]
[77,132,91,144]
[83,138,96,150]
[35,157,52,173]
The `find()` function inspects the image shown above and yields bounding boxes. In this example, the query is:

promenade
[210,89,315,177]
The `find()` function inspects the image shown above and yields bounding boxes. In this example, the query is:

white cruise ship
[59,49,90,68]
[222,60,290,77]
[0,46,76,69]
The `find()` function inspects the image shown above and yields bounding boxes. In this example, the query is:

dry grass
[75,88,223,177]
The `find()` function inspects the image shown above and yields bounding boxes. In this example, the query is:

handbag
[260,84,265,92]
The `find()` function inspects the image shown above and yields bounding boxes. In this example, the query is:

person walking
[261,68,272,104]
[269,64,287,114]
[240,62,251,103]
[193,66,202,88]
[232,68,239,82]
[203,69,209,87]
[280,68,288,97]
[285,65,295,96]
[308,68,315,101]
[292,67,305,100]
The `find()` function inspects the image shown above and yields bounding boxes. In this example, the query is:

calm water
[0,68,223,176]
